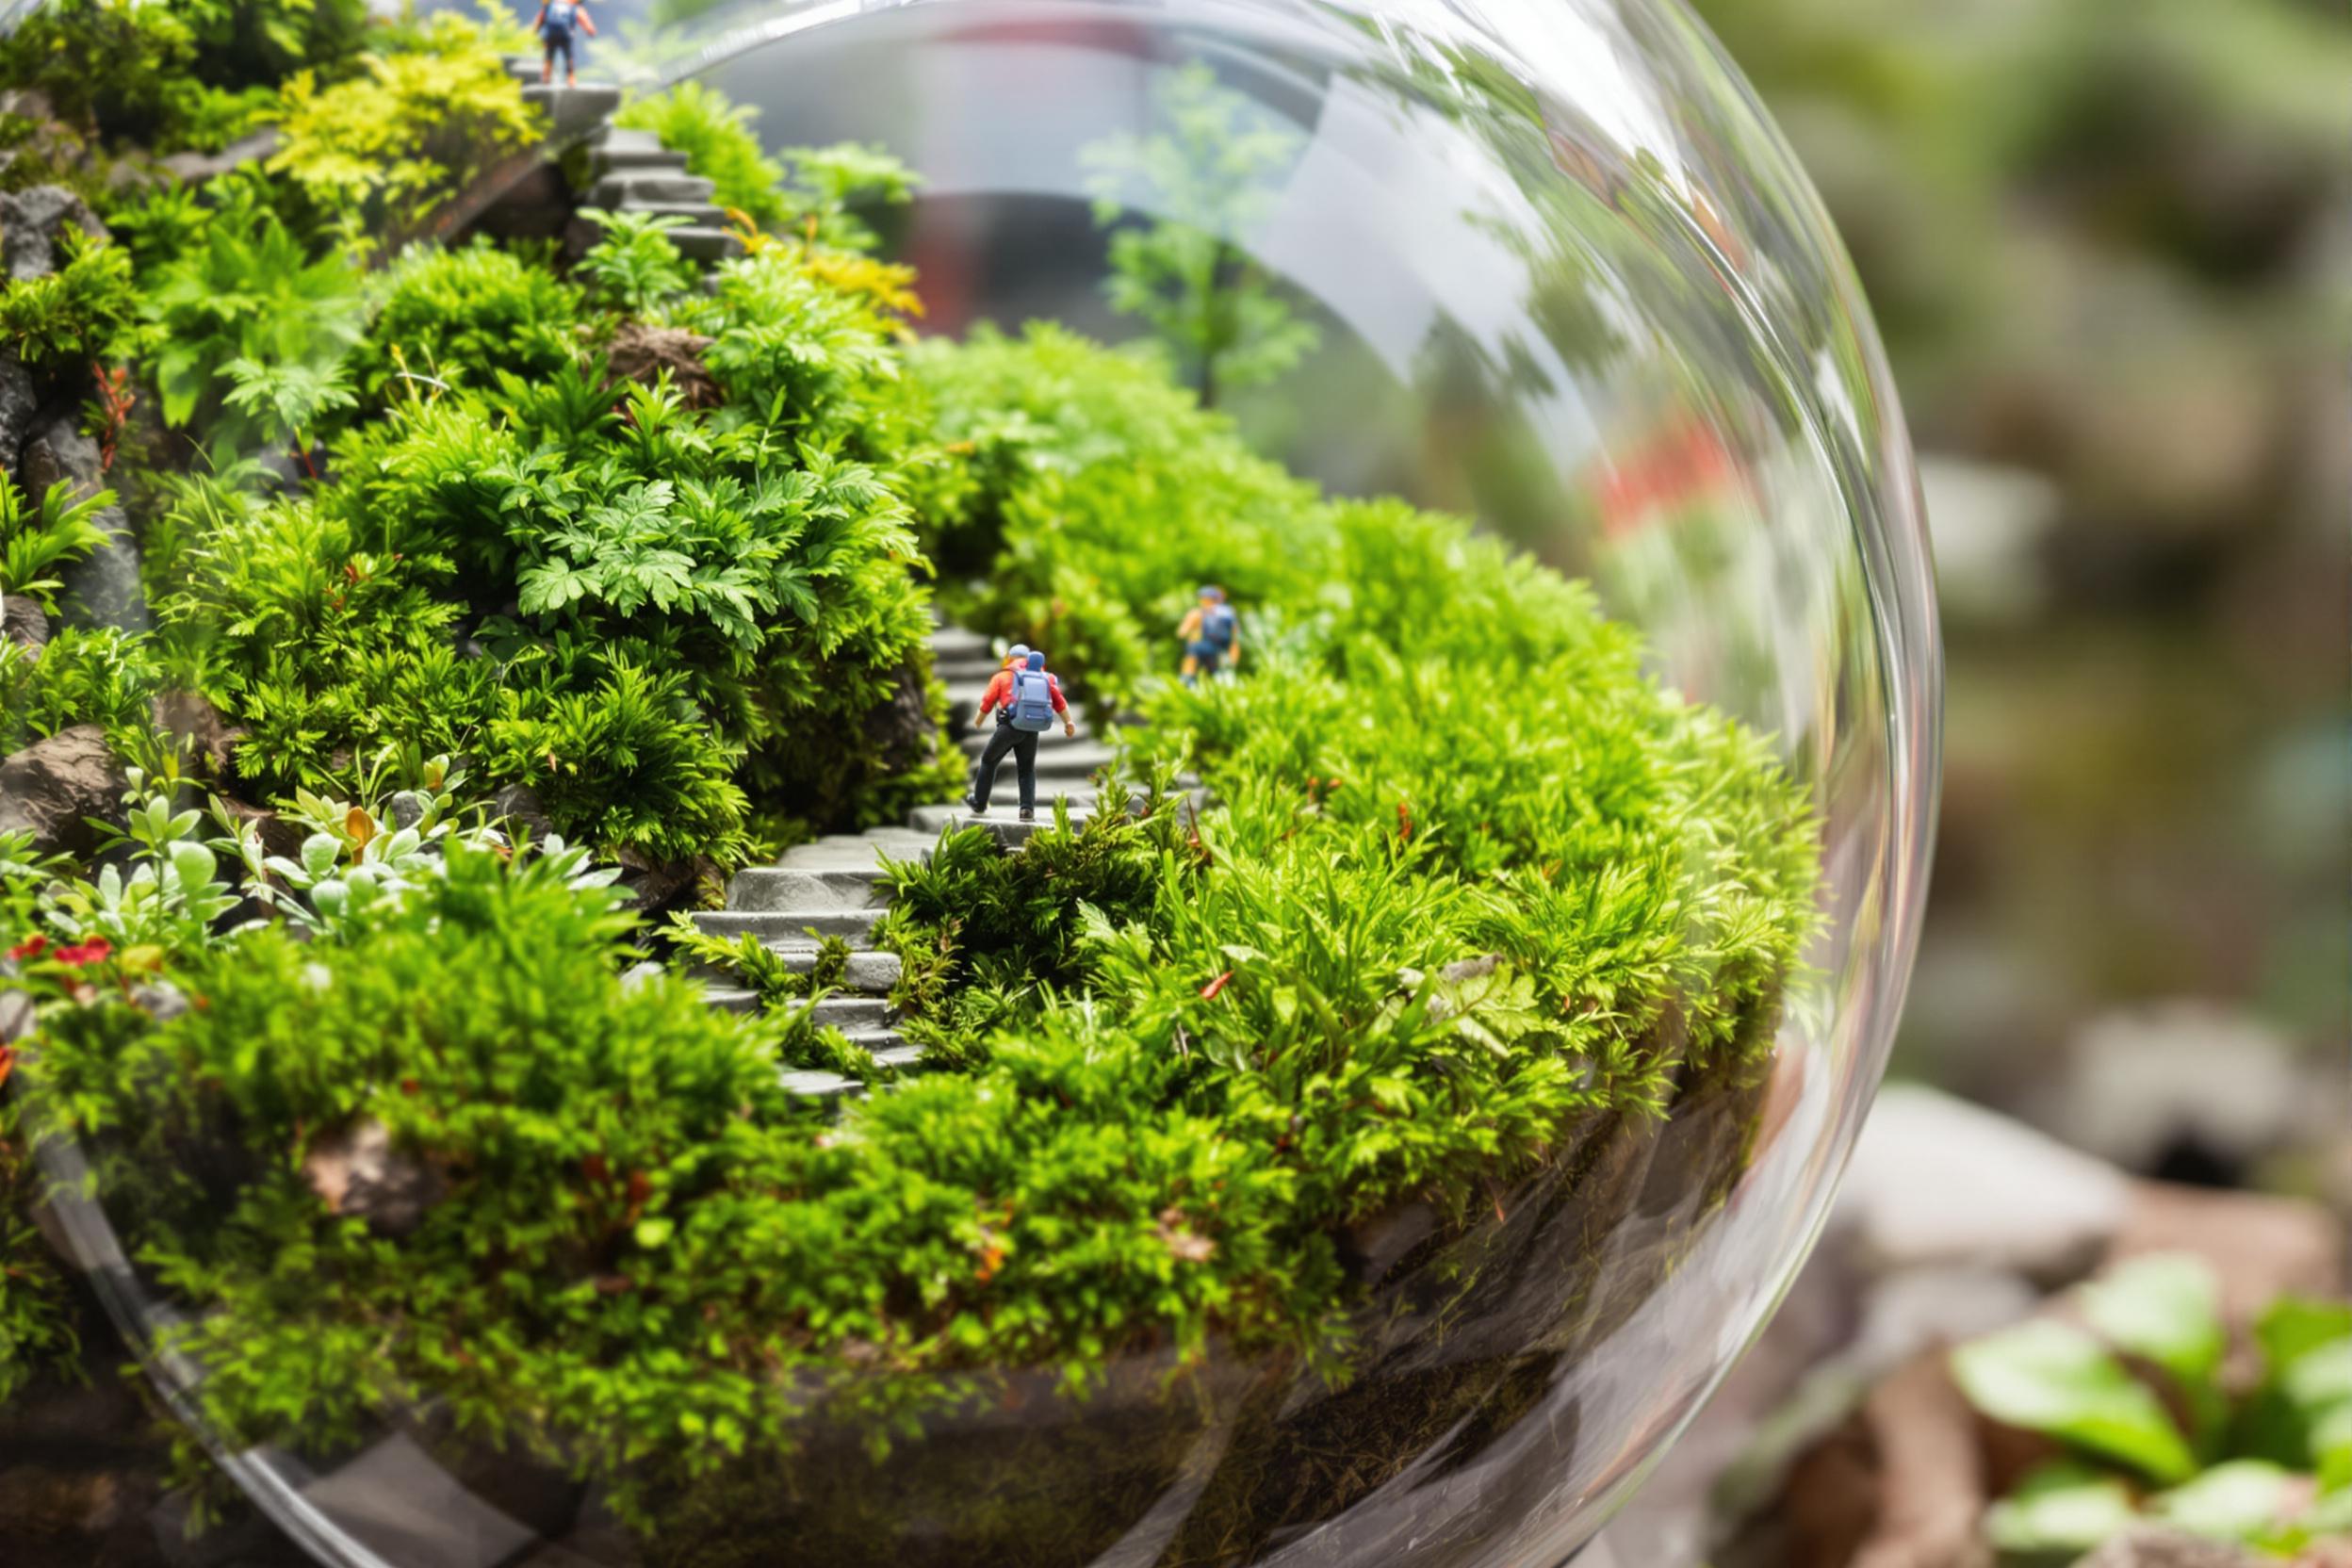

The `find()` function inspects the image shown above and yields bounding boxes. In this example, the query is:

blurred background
[1688,0,2349,1197]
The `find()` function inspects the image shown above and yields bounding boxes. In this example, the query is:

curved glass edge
[0,0,1941,1561]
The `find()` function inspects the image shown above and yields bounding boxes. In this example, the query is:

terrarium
[0,0,1936,1562]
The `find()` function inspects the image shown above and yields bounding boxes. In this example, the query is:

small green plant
[1953,1254,2352,1560]
[352,239,581,402]
[0,474,115,612]
[575,209,695,316]
[0,227,141,373]
[1081,60,1319,405]
[140,202,364,454]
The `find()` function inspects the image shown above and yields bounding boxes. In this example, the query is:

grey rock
[149,691,242,778]
[1834,1084,2132,1285]
[385,791,428,830]
[0,185,103,281]
[0,989,31,1043]
[0,350,37,482]
[2,592,47,651]
[2038,1003,2311,1178]
[0,723,127,857]
[130,980,188,1024]
[22,415,145,632]
[491,782,553,843]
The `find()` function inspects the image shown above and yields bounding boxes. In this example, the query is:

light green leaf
[2149,1460,2295,1544]
[168,841,217,893]
[2082,1253,2226,1390]
[1984,1462,2141,1554]
[2287,1342,2352,1414]
[1951,1319,2197,1483]
[634,1217,675,1250]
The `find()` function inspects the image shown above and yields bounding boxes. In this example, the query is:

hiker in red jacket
[966,649,1075,821]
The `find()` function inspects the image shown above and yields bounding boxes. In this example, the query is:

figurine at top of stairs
[531,0,596,88]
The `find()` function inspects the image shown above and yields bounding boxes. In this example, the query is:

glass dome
[6,0,1937,1562]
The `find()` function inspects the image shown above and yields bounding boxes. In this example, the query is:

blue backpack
[1200,603,1237,650]
[1009,669,1056,732]
[544,1,579,38]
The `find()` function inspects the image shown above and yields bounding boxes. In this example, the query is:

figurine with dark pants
[1178,585,1239,686]
[531,0,596,86]
[966,650,1075,821]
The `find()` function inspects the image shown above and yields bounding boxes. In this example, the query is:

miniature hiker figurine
[1179,585,1240,686]
[531,0,596,87]
[965,649,1076,822]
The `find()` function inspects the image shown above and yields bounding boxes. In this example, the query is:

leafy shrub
[351,240,580,403]
[0,626,161,755]
[264,12,543,242]
[1954,1254,2352,1558]
[10,840,1324,1517]
[139,201,364,455]
[165,238,952,863]
[0,228,141,374]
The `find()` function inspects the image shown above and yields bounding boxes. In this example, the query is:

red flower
[53,939,112,969]
[7,934,47,961]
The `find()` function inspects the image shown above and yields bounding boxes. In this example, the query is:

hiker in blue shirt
[1179,584,1240,686]
[965,649,1075,822]
[531,0,596,87]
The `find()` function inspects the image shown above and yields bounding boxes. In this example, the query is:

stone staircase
[684,621,1133,1102]
[497,56,744,265]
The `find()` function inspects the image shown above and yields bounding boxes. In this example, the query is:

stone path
[683,620,1135,1102]
[495,56,744,264]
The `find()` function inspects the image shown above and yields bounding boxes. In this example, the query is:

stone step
[592,146,692,179]
[726,867,885,910]
[776,839,930,874]
[930,626,989,662]
[935,656,1003,683]
[709,987,897,1023]
[664,225,745,263]
[585,172,715,207]
[694,906,881,941]
[586,125,668,157]
[779,1068,862,1101]
[793,994,894,1030]
[908,803,1110,841]
[521,83,622,141]
[616,200,730,227]
[760,945,901,994]
[957,735,1119,773]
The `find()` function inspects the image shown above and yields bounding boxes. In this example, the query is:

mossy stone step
[614,200,730,227]
[906,803,1110,841]
[693,906,880,941]
[757,945,901,993]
